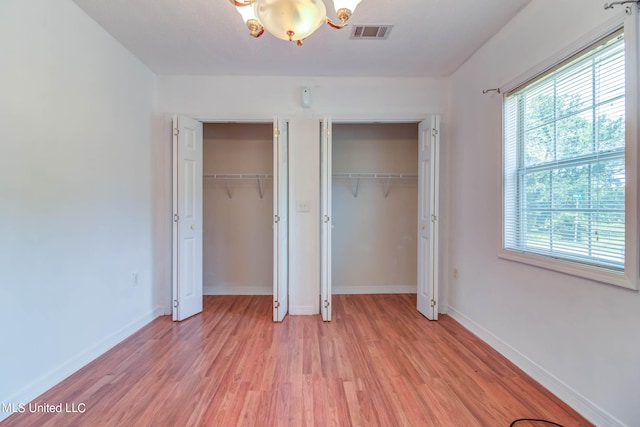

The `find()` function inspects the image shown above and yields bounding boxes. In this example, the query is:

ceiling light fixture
[229,0,362,46]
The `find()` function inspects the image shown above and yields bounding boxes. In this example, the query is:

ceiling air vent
[350,25,393,40]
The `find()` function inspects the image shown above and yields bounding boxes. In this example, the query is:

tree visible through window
[503,30,625,271]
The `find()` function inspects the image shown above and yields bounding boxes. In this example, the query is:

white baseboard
[333,285,417,294]
[289,305,318,315]
[447,305,626,427]
[0,306,163,423]
[436,306,448,315]
[203,285,272,295]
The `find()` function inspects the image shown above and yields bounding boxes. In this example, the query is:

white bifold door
[172,116,289,322]
[172,116,204,321]
[416,116,440,320]
[320,116,440,322]
[273,117,289,322]
[320,117,332,321]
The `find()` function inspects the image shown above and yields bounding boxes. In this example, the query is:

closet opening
[203,123,273,297]
[172,117,289,322]
[332,123,419,295]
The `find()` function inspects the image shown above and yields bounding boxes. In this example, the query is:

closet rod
[203,173,273,179]
[333,173,418,179]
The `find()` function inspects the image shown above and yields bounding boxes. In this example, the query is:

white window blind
[503,29,626,271]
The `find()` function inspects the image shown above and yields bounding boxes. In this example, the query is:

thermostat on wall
[301,86,311,108]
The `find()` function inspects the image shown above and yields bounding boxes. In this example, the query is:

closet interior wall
[332,123,418,294]
[203,123,273,295]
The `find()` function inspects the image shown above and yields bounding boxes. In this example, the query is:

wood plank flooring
[2,294,592,426]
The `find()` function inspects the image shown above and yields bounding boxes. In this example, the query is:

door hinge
[323,299,330,308]
[274,128,281,137]
[431,214,437,223]
[274,215,280,224]
[430,299,436,308]
[173,299,179,308]
[174,128,179,136]
[323,215,330,223]
[432,128,438,137]
[174,213,179,223]
[274,300,280,309]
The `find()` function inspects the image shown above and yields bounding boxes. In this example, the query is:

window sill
[497,248,638,291]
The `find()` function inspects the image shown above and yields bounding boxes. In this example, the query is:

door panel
[273,117,289,322]
[417,116,440,320]
[320,117,332,321]
[172,116,203,321]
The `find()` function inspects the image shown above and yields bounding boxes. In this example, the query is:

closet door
[172,116,203,321]
[273,117,289,322]
[320,117,332,321]
[417,116,440,320]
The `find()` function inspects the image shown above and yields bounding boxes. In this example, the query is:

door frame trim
[319,114,442,319]
[165,114,289,316]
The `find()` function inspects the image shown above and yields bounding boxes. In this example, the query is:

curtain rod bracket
[604,0,639,13]
[482,88,501,94]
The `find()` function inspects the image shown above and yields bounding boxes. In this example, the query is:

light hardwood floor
[3,294,592,426]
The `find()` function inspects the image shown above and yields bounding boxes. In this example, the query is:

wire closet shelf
[203,173,273,199]
[333,173,418,198]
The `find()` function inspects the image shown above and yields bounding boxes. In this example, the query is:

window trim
[498,10,639,290]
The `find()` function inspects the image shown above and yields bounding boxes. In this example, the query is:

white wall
[202,123,273,295]
[447,1,639,425]
[0,0,158,420]
[332,123,418,294]
[158,76,448,314]
[6,0,623,424]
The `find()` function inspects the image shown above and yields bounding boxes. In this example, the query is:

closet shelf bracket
[353,176,360,198]
[383,176,392,198]
[257,176,264,199]
[224,177,232,200]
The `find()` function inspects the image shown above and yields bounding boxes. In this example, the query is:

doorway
[202,123,274,296]
[331,123,419,294]
[320,117,440,321]
[172,116,289,322]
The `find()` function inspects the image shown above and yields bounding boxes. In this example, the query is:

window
[502,27,636,286]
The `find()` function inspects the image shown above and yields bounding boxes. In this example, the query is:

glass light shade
[255,0,327,41]
[235,3,258,23]
[332,0,362,14]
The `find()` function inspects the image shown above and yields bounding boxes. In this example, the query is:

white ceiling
[72,0,531,78]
